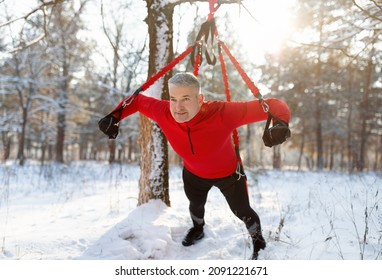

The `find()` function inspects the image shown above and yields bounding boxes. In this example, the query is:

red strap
[219,41,261,99]
[218,46,230,102]
[193,42,202,77]
[141,45,195,91]
[218,43,241,156]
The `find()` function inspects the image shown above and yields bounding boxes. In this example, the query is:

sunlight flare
[232,0,296,60]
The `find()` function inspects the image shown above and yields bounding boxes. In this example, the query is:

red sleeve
[110,94,169,122]
[267,98,291,123]
[221,98,290,128]
[220,99,268,128]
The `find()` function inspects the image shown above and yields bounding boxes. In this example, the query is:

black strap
[264,112,272,131]
[191,18,217,67]
[264,111,289,129]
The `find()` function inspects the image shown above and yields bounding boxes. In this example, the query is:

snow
[0,161,381,261]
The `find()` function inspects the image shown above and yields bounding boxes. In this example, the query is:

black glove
[262,114,291,148]
[98,115,119,139]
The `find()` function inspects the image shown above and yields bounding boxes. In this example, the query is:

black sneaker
[182,226,204,246]
[251,234,266,260]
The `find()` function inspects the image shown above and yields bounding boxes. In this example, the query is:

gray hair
[168,72,200,92]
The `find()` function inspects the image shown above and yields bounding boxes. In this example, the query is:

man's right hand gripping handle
[98,114,120,139]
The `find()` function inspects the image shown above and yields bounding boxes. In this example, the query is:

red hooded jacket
[116,94,290,179]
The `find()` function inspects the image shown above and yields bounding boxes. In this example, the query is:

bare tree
[0,0,65,52]
[0,14,51,165]
[100,0,147,164]
[44,0,90,163]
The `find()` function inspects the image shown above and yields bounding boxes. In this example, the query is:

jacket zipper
[187,126,195,155]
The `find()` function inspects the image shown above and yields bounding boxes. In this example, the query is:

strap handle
[191,18,218,68]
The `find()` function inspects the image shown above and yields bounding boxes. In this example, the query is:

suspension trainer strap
[190,0,222,68]
[219,41,263,101]
[218,40,245,180]
[191,18,218,67]
[141,45,195,92]
[219,41,272,114]
[217,44,230,101]
[218,43,240,153]
[193,42,202,77]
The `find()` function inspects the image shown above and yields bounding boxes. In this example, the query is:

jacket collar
[180,102,207,127]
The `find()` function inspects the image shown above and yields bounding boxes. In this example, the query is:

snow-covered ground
[0,161,381,261]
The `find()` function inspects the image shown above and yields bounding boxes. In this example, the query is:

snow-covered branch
[352,0,382,23]
[1,0,66,53]
[0,0,65,28]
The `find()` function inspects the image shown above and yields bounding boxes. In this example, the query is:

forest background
[0,0,381,176]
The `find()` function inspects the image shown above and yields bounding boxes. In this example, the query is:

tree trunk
[315,102,324,170]
[1,132,11,161]
[329,135,334,170]
[17,106,28,166]
[56,91,67,163]
[127,136,133,161]
[297,119,305,170]
[377,134,382,170]
[17,78,34,166]
[138,0,174,207]
[273,145,281,169]
[315,2,325,170]
[346,69,355,173]
[373,135,380,170]
[14,55,27,166]
[108,140,116,164]
[357,36,375,171]
[297,133,305,170]
[56,55,68,163]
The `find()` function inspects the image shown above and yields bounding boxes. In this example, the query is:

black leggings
[182,167,262,236]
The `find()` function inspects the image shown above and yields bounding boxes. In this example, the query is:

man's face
[169,85,203,123]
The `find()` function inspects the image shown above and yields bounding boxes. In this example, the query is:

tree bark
[297,132,305,170]
[357,33,376,171]
[346,68,355,173]
[138,0,175,206]
[1,132,11,161]
[314,5,324,170]
[272,145,281,169]
[56,59,68,163]
[15,55,34,166]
